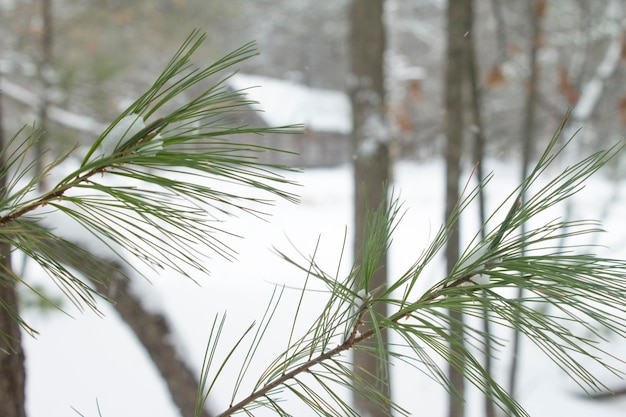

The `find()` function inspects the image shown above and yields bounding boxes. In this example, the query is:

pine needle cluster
[1,31,625,417]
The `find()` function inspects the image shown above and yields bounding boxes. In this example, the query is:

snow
[0,77,107,134]
[457,244,492,286]
[20,158,626,417]
[396,66,427,81]
[358,113,390,157]
[0,0,15,12]
[572,36,622,121]
[93,114,146,159]
[22,290,180,417]
[228,73,352,134]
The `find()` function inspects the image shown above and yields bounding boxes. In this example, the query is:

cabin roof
[228,73,352,135]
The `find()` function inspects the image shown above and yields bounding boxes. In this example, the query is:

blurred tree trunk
[509,0,543,400]
[465,9,496,417]
[0,255,26,417]
[348,1,392,416]
[29,231,214,417]
[444,1,473,417]
[0,79,27,417]
[36,0,53,191]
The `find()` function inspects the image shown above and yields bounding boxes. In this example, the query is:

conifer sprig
[0,31,301,332]
[194,126,626,417]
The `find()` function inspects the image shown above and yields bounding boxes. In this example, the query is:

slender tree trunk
[509,0,542,399]
[0,261,26,417]
[489,0,508,64]
[349,1,392,416]
[36,0,53,191]
[444,1,473,417]
[0,77,28,417]
[466,14,496,417]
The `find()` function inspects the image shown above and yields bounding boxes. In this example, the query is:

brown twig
[0,122,162,227]
[0,166,102,226]
[217,274,478,416]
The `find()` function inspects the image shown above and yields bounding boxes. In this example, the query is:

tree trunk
[509,0,542,400]
[465,8,496,417]
[348,1,392,416]
[0,77,28,417]
[444,1,473,417]
[36,0,53,191]
[0,268,26,417]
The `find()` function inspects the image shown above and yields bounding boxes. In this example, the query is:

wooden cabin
[225,73,352,168]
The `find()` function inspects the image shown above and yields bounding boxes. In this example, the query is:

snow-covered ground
[21,158,626,417]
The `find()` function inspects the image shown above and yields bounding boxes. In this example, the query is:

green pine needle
[194,121,626,417]
[0,30,301,337]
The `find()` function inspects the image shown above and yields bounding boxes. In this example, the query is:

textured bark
[0,251,27,417]
[32,234,213,417]
[444,1,473,417]
[349,0,392,416]
[0,78,28,417]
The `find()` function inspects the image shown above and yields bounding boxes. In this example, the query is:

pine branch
[196,123,626,417]
[0,31,302,329]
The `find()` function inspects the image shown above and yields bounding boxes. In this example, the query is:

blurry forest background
[2,1,626,416]
[3,0,625,167]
